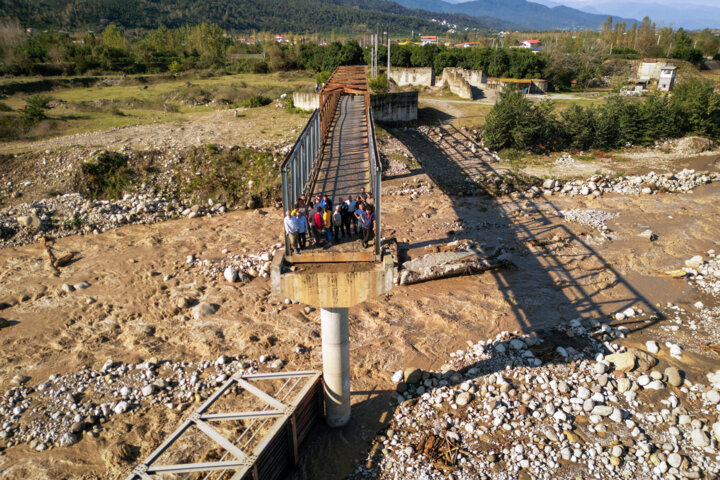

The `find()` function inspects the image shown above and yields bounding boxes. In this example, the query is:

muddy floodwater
[0,132,719,479]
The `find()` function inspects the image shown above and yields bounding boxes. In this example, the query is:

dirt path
[0,108,310,155]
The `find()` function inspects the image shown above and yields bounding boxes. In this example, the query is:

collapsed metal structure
[280,65,382,256]
[126,371,322,480]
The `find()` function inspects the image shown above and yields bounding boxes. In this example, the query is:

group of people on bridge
[284,188,376,255]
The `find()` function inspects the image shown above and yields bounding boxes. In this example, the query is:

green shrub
[484,79,720,152]
[283,95,306,113]
[314,71,331,86]
[0,102,12,112]
[20,95,51,125]
[78,152,135,199]
[180,146,279,207]
[369,73,389,95]
[241,95,272,108]
[63,215,84,230]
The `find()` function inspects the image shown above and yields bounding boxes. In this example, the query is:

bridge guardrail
[280,110,320,255]
[367,106,382,257]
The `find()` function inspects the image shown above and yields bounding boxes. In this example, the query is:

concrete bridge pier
[321,307,351,427]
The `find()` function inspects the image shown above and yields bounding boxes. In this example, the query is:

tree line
[1,0,494,35]
[484,78,720,153]
[1,20,718,91]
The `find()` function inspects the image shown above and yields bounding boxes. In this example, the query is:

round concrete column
[321,307,350,427]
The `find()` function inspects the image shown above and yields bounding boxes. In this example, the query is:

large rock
[58,432,78,447]
[605,352,636,372]
[691,429,710,448]
[404,367,423,384]
[605,348,657,372]
[456,392,472,406]
[17,214,41,230]
[223,267,239,283]
[685,255,704,269]
[665,367,682,387]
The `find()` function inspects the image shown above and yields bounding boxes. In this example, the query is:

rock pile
[0,191,225,248]
[351,318,720,480]
[0,356,266,451]
[388,179,434,200]
[540,169,719,198]
[559,209,618,232]
[188,244,282,281]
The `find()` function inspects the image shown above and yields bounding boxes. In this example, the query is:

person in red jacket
[314,207,324,245]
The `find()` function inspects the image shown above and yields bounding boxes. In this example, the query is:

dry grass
[0,71,315,142]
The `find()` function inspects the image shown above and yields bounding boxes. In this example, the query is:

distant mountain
[391,0,637,30]
[570,1,720,30]
[0,0,509,34]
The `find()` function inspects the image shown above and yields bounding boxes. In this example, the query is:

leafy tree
[369,73,389,94]
[670,78,720,137]
[487,49,509,77]
[102,25,128,51]
[410,45,437,68]
[21,95,51,125]
[559,104,596,150]
[484,89,557,152]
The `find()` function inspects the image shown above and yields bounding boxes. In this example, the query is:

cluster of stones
[184,244,281,283]
[0,356,261,451]
[535,169,718,199]
[388,179,435,200]
[660,252,720,348]
[0,191,226,248]
[352,316,720,480]
[559,209,618,232]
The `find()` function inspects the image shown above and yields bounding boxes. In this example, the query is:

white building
[658,65,677,92]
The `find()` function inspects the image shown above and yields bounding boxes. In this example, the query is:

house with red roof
[521,39,541,49]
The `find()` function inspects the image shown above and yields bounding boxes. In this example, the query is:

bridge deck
[296,94,373,260]
[312,95,370,203]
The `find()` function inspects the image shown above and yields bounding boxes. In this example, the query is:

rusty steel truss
[126,371,322,480]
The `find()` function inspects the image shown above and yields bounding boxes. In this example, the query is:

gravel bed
[351,316,720,480]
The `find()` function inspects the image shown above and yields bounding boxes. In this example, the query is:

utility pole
[371,34,375,78]
[375,31,379,77]
[387,32,391,82]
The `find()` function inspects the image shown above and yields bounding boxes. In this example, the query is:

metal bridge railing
[280,110,320,255]
[367,106,382,257]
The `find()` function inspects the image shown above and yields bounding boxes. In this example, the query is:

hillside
[573,1,720,30]
[392,0,637,30]
[0,0,509,33]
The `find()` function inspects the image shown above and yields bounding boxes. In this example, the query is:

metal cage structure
[126,371,322,480]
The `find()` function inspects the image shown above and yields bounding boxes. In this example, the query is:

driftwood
[398,253,512,286]
[41,236,75,271]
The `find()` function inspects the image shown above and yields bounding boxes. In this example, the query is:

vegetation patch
[484,78,720,153]
[179,145,280,207]
[77,152,136,200]
[241,95,272,108]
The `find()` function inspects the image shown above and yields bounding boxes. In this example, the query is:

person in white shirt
[284,210,300,254]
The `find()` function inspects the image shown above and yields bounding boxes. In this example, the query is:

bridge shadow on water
[290,121,665,479]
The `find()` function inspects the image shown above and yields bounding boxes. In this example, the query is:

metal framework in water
[126,371,322,480]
